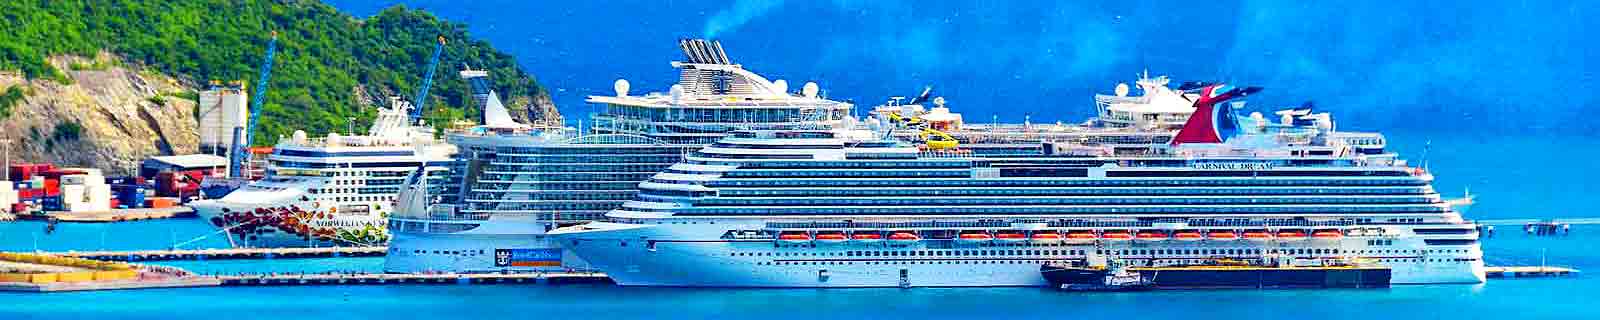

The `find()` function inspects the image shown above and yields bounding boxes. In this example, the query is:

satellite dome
[933,96,946,107]
[669,84,685,103]
[802,82,820,98]
[772,79,788,95]
[613,79,631,97]
[1115,83,1130,97]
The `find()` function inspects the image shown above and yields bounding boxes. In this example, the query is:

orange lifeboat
[1065,230,1098,243]
[1135,230,1169,242]
[1173,230,1205,241]
[1276,230,1308,241]
[994,231,1028,243]
[1100,230,1133,241]
[778,232,811,244]
[888,231,921,244]
[1030,231,1064,244]
[851,232,884,243]
[957,231,994,243]
[1312,229,1344,240]
[814,232,848,244]
[1242,230,1273,241]
[1207,230,1239,241]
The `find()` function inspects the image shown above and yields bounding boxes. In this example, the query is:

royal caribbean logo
[494,248,561,267]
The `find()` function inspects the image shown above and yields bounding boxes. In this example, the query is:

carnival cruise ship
[551,83,1484,287]
[382,40,852,273]
[192,99,457,248]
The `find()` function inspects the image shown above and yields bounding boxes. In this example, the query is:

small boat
[888,231,921,244]
[1100,230,1133,241]
[1031,231,1065,244]
[851,232,884,243]
[1042,262,1153,292]
[957,231,994,243]
[1242,230,1273,241]
[1276,230,1308,241]
[1134,230,1169,242]
[814,232,848,244]
[1206,230,1239,240]
[777,232,811,244]
[1311,229,1343,240]
[1173,230,1204,241]
[995,231,1028,243]
[1065,231,1098,243]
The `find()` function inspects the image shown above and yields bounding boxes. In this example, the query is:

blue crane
[409,36,446,123]
[230,31,278,179]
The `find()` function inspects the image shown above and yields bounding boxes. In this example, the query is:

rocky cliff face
[0,54,198,176]
[509,92,563,126]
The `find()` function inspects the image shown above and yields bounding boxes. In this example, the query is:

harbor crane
[409,36,446,123]
[230,31,277,179]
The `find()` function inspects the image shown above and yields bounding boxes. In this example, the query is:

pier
[18,206,196,223]
[1485,266,1580,279]
[215,272,611,286]
[49,246,387,261]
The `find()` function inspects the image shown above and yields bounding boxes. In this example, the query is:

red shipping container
[109,199,120,209]
[9,203,23,213]
[44,179,60,196]
[8,163,35,182]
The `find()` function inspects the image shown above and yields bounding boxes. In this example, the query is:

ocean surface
[3,131,1598,319]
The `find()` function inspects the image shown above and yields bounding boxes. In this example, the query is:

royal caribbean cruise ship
[552,83,1484,287]
[192,99,457,248]
[382,40,853,273]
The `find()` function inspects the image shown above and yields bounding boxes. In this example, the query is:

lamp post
[1,138,10,181]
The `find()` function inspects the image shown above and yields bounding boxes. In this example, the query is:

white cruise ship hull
[557,222,1485,287]
[384,215,588,273]
[192,196,389,248]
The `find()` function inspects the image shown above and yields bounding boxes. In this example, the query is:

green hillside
[0,0,554,144]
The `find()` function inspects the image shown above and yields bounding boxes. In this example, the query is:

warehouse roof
[142,154,229,169]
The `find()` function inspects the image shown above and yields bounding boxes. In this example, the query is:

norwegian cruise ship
[382,40,852,273]
[552,83,1484,287]
[192,99,457,248]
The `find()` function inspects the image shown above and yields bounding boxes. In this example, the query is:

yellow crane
[920,127,959,150]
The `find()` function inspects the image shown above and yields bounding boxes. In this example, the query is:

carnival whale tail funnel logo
[1172,83,1262,146]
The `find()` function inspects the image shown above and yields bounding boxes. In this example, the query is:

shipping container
[8,163,36,182]
[114,185,146,209]
[145,197,178,209]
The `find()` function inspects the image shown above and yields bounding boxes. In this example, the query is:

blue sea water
[9,0,1600,318]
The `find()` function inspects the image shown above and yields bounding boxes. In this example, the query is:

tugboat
[1041,256,1153,291]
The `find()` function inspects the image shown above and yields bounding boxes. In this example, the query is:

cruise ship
[551,83,1484,287]
[192,99,457,248]
[382,40,852,273]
